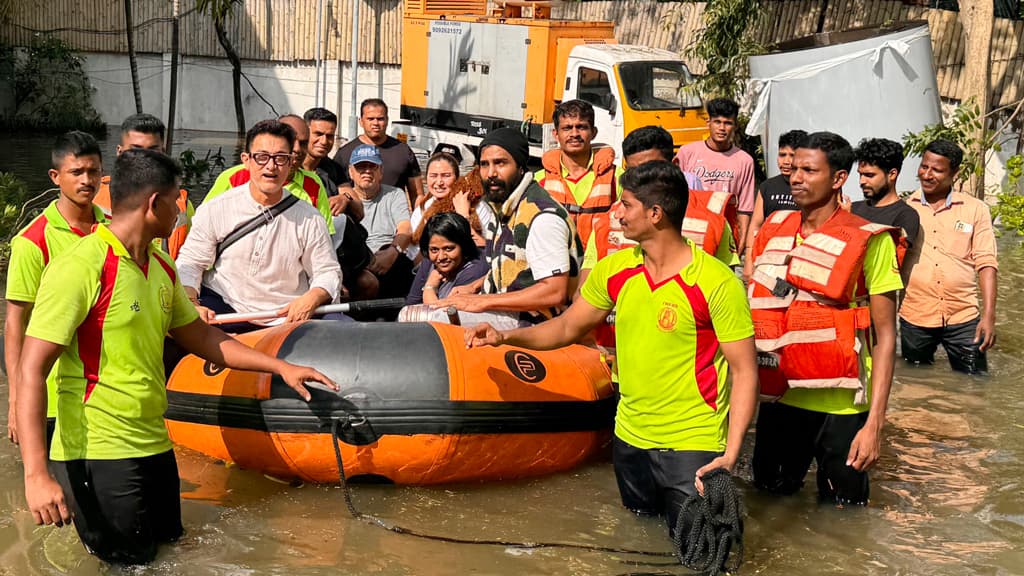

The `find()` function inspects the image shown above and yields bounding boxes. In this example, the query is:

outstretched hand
[279,363,337,402]
[464,323,504,349]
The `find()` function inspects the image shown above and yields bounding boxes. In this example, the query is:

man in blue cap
[348,144,414,301]
[436,127,581,325]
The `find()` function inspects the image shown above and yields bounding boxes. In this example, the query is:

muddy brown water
[1,130,1023,575]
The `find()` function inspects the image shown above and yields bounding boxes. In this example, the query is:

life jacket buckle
[771,278,796,298]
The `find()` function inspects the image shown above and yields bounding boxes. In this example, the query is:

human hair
[924,138,963,173]
[778,129,809,150]
[799,131,854,174]
[51,130,102,170]
[552,99,596,127]
[426,152,460,177]
[705,98,739,120]
[244,119,296,153]
[618,161,689,230]
[360,98,388,116]
[622,126,674,162]
[855,138,904,174]
[419,211,479,261]
[303,107,338,124]
[109,149,182,210]
[120,113,166,140]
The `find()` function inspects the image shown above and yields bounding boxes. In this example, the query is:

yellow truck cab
[394,1,707,162]
[562,43,707,158]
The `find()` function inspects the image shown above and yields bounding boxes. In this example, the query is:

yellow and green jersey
[26,225,199,460]
[581,240,753,451]
[205,164,335,234]
[5,200,107,418]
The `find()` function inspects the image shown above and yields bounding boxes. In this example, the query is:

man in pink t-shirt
[675,98,755,255]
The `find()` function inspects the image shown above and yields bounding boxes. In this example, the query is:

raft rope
[671,468,744,576]
[329,418,677,559]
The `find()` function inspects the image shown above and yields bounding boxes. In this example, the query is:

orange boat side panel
[432,323,613,403]
[168,418,609,484]
[167,321,615,484]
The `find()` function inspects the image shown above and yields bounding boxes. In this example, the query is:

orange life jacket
[604,190,730,258]
[680,190,729,257]
[95,176,192,259]
[540,147,616,255]
[748,208,899,404]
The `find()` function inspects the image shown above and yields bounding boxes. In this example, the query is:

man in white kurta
[176,119,342,327]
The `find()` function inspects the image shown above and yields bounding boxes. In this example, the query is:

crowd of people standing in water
[3,93,998,565]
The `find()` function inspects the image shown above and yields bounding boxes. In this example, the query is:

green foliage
[902,98,985,185]
[0,36,104,133]
[991,155,1024,236]
[177,148,227,189]
[683,0,765,100]
[0,172,49,268]
[196,0,241,24]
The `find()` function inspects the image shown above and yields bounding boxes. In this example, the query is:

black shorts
[752,402,870,505]
[51,450,183,564]
[45,417,55,453]
[900,317,987,375]
[612,435,720,534]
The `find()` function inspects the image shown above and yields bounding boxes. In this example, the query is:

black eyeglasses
[250,152,293,166]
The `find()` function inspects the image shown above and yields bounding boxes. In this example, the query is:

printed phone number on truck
[431,21,466,35]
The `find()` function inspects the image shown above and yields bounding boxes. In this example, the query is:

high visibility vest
[95,176,192,259]
[539,147,616,255]
[605,191,730,258]
[680,190,729,257]
[748,208,899,404]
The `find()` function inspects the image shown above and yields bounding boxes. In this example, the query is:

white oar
[209,297,407,326]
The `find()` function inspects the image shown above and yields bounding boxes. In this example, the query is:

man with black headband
[436,128,582,325]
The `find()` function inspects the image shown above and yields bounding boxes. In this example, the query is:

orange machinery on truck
[393,0,708,160]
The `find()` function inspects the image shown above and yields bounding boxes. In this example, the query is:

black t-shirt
[758,174,797,216]
[333,136,422,191]
[851,199,921,250]
[317,156,347,189]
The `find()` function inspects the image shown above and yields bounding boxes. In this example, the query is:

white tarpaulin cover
[746,23,941,200]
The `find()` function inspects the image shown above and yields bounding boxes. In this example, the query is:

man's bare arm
[169,319,337,401]
[847,291,898,471]
[464,297,610,351]
[4,301,33,443]
[17,337,71,526]
[696,336,758,492]
[440,274,569,313]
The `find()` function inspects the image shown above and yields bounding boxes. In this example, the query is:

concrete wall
[81,51,401,139]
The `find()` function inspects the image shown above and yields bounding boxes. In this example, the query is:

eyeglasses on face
[250,152,294,166]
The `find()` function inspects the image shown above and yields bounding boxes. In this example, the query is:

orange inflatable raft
[165,321,615,484]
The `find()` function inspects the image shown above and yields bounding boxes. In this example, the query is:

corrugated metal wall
[0,0,404,63]
[1,0,1020,105]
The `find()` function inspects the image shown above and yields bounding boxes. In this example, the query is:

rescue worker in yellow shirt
[93,114,193,259]
[748,132,902,506]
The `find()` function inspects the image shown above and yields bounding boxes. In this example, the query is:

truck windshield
[617,61,702,111]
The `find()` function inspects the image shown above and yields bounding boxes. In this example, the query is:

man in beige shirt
[900,139,998,374]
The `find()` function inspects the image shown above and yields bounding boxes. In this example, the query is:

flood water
[1,130,1023,575]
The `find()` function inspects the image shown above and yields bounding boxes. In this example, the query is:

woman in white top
[407,152,495,261]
